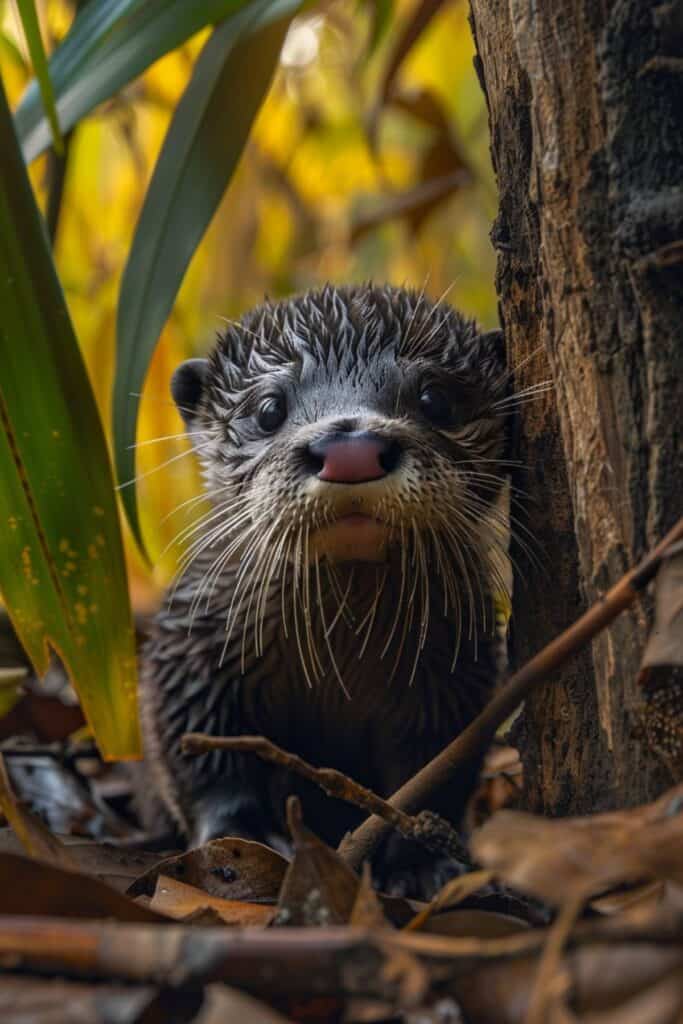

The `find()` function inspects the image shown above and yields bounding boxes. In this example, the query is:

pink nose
[308,434,399,483]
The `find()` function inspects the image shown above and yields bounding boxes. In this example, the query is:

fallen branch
[338,516,683,869]
[1,915,681,986]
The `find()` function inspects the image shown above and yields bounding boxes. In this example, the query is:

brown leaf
[194,985,295,1023]
[453,946,683,1024]
[642,544,683,667]
[150,873,274,926]
[0,851,166,922]
[127,836,288,901]
[0,976,161,1024]
[404,869,495,931]
[0,753,78,870]
[419,908,530,940]
[277,796,360,925]
[470,782,683,904]
[350,862,391,928]
[0,827,173,892]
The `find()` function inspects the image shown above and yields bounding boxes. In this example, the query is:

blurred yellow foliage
[1,0,496,609]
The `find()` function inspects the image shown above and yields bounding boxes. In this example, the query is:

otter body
[141,284,511,886]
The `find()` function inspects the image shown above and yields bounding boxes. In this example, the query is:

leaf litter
[0,522,681,1022]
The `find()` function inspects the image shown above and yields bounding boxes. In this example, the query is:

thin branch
[182,733,416,840]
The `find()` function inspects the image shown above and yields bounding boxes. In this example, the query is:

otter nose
[307,432,400,483]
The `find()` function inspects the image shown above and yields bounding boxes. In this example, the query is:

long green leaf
[14,0,250,163]
[0,74,139,760]
[114,0,300,552]
[15,0,62,153]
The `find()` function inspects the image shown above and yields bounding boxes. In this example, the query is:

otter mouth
[309,513,391,563]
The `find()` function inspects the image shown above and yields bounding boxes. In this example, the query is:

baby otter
[141,283,512,891]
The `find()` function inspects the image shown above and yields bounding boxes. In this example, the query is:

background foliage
[1,0,496,607]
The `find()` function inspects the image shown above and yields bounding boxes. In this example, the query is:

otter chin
[309,513,391,562]
[139,283,516,898]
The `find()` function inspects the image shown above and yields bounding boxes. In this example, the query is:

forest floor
[0,527,681,1023]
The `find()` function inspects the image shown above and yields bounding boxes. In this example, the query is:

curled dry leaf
[127,836,288,902]
[150,873,275,926]
[0,850,166,922]
[470,782,683,905]
[404,869,495,931]
[277,796,360,925]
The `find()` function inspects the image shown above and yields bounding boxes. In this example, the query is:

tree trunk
[469,0,683,813]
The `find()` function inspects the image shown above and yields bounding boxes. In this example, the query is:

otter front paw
[373,833,469,900]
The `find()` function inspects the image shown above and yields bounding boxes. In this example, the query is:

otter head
[172,284,512,663]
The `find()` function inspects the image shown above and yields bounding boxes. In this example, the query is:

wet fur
[140,284,513,885]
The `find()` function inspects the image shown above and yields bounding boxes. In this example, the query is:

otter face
[172,283,511,606]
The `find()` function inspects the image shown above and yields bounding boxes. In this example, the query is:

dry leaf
[150,873,274,926]
[0,827,173,892]
[404,869,495,931]
[350,862,392,928]
[0,850,166,922]
[471,782,683,904]
[277,797,360,925]
[128,836,288,902]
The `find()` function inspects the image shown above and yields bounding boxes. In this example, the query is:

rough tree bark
[468,0,683,813]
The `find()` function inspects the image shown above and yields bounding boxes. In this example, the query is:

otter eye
[257,394,287,433]
[419,385,451,426]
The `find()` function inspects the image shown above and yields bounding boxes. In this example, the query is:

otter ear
[171,358,209,424]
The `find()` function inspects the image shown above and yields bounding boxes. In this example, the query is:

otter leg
[140,618,288,846]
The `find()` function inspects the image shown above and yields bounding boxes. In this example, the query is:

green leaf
[0,74,140,760]
[361,0,394,59]
[114,0,300,552]
[15,0,62,154]
[14,0,251,163]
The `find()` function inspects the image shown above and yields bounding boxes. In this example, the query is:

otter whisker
[314,554,350,698]
[390,530,421,682]
[356,565,387,660]
[411,521,430,656]
[492,379,553,409]
[302,520,324,679]
[255,521,291,656]
[325,561,358,630]
[323,562,355,635]
[116,442,211,490]
[163,494,248,560]
[381,519,408,660]
[216,520,276,666]
[291,526,316,689]
[127,430,211,449]
[280,529,295,642]
[161,482,233,524]
[240,519,285,671]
